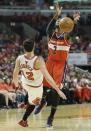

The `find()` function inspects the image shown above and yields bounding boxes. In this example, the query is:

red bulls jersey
[48,32,70,61]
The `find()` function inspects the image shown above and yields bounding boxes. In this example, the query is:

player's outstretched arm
[46,3,62,35]
[12,57,20,88]
[73,11,80,23]
[36,57,67,100]
[55,2,63,19]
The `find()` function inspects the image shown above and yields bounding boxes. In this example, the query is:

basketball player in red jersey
[13,39,66,127]
[34,3,80,128]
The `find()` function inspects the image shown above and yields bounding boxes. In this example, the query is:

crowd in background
[0,12,91,52]
[0,0,91,9]
[0,11,91,109]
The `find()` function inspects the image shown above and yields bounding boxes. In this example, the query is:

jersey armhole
[33,57,40,70]
[17,56,21,69]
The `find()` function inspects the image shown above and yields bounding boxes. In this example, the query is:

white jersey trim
[48,43,70,51]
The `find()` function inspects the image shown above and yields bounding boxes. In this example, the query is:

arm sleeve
[46,19,56,37]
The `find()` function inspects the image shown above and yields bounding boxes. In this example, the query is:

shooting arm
[46,4,63,36]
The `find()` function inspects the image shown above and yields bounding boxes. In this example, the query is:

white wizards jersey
[18,55,43,87]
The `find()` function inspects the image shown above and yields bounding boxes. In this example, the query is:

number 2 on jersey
[26,71,34,80]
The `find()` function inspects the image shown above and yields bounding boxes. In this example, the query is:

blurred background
[0,0,91,109]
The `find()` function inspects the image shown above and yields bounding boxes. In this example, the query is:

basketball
[59,17,74,33]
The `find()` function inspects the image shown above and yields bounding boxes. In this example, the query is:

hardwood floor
[0,103,91,131]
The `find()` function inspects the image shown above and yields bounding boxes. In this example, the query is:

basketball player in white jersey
[13,39,66,127]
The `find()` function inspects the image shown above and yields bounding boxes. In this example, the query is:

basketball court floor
[0,103,91,131]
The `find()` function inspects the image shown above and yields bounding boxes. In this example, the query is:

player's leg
[34,86,49,114]
[19,104,35,127]
[47,89,60,127]
[18,92,35,127]
[34,59,54,114]
[24,93,28,105]
[18,85,43,127]
[47,61,66,127]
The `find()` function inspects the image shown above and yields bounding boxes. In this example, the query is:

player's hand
[12,80,19,89]
[60,83,63,89]
[56,87,67,100]
[58,90,67,100]
[73,11,80,23]
[55,3,63,17]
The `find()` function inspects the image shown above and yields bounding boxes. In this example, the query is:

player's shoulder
[15,55,24,63]
[17,54,24,60]
[34,56,44,70]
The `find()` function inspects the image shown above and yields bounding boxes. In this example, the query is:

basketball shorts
[43,59,66,88]
[22,83,43,105]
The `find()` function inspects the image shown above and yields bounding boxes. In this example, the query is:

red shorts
[43,59,66,88]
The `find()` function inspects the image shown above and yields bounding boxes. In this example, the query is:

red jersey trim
[26,83,43,88]
[24,54,35,60]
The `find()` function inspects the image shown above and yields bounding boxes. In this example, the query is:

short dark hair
[23,39,35,52]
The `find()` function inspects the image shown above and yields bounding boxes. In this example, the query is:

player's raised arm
[12,57,20,88]
[35,57,67,100]
[73,11,80,24]
[46,3,63,36]
[68,11,80,35]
